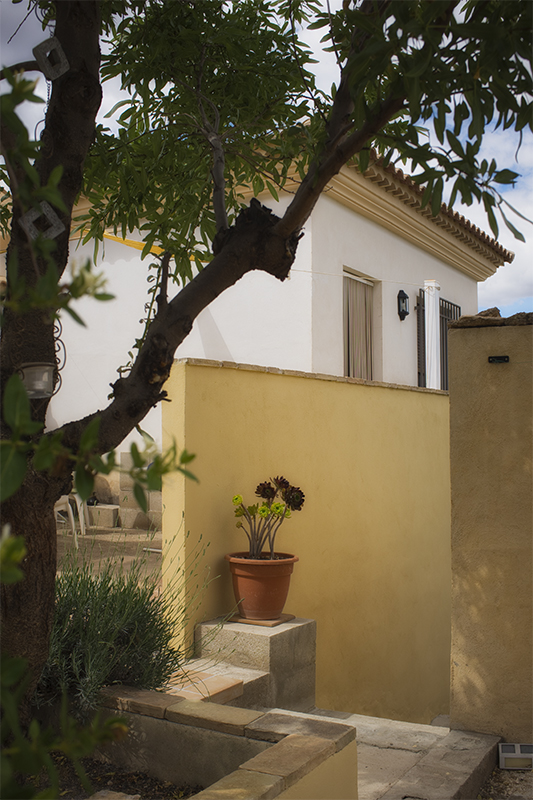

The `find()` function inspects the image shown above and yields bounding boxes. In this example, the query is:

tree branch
[54,199,299,456]
[0,61,41,81]
[156,251,171,312]
[275,93,406,240]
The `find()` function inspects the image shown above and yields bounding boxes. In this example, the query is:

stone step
[87,504,120,528]
[250,708,500,800]
[195,616,316,712]
[176,657,270,709]
[164,662,245,705]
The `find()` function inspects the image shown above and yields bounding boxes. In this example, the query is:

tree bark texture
[1,1,102,695]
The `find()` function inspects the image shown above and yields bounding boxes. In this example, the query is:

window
[416,288,460,390]
[416,289,426,388]
[439,298,461,390]
[344,273,373,380]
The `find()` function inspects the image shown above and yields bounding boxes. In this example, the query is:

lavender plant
[232,477,305,559]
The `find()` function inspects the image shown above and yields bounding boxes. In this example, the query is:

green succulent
[231,476,305,558]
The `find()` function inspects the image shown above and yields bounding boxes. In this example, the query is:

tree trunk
[0,470,68,712]
[0,1,101,700]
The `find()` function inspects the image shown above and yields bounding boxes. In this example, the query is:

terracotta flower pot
[225,552,299,620]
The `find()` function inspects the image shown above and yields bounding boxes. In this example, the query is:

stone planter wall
[98,686,357,799]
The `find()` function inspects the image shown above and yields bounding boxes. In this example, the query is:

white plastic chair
[54,493,87,548]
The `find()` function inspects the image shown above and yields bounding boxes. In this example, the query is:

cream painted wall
[449,320,533,742]
[162,360,452,724]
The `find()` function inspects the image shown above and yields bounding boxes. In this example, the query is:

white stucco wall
[46,238,163,449]
[6,182,481,455]
[175,201,314,372]
[309,194,479,385]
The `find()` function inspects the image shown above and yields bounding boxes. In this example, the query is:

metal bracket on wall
[488,356,510,364]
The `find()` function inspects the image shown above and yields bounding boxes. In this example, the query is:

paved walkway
[61,529,500,799]
[56,526,162,583]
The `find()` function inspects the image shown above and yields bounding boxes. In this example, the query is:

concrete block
[166,670,243,704]
[149,491,162,513]
[277,739,358,800]
[118,488,140,509]
[119,508,152,530]
[98,709,270,788]
[228,671,272,710]
[98,686,180,719]
[347,712,449,751]
[356,742,421,800]
[165,699,264,735]
[87,505,119,528]
[196,618,316,711]
[379,729,500,800]
[147,511,162,529]
[245,712,356,752]
[193,769,283,800]
[271,664,315,712]
[242,734,334,789]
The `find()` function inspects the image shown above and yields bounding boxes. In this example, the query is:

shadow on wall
[449,311,533,743]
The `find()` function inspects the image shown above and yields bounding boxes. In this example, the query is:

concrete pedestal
[196,617,316,712]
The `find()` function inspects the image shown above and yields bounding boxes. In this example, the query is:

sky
[1,0,531,316]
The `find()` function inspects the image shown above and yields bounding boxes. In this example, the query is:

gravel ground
[32,752,202,799]
[477,766,532,799]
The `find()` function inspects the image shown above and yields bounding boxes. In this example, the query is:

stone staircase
[164,616,501,800]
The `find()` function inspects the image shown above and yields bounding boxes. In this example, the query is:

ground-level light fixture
[397,290,409,321]
[18,362,55,398]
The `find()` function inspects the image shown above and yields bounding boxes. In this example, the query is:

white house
[1,158,513,452]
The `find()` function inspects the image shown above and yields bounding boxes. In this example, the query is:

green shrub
[1,527,127,800]
[34,536,209,719]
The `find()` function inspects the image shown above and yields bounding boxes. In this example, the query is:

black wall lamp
[397,290,409,321]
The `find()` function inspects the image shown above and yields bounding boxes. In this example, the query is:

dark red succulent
[282,485,305,511]
[255,481,276,500]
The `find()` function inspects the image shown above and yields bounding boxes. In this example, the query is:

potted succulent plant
[225,476,305,621]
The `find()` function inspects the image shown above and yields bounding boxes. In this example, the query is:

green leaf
[0,655,28,687]
[179,449,196,465]
[62,305,87,327]
[499,208,526,242]
[130,442,144,469]
[0,533,27,585]
[493,169,519,185]
[500,199,533,225]
[430,178,444,218]
[33,432,65,471]
[74,465,94,501]
[146,468,162,492]
[133,482,148,512]
[2,373,42,435]
[358,149,370,174]
[0,444,27,501]
[178,466,199,482]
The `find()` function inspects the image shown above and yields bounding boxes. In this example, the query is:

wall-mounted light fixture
[16,321,66,399]
[18,363,55,398]
[397,290,409,321]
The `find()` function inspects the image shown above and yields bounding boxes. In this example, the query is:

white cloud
[452,131,533,313]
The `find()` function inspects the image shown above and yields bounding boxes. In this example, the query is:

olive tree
[1,0,531,693]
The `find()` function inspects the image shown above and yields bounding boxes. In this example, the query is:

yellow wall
[162,360,452,724]
[449,321,533,742]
